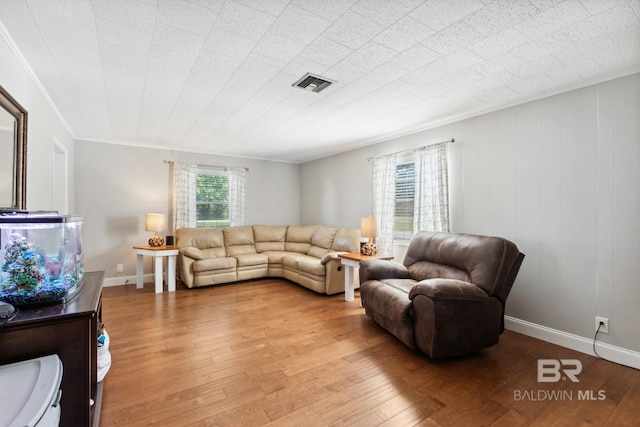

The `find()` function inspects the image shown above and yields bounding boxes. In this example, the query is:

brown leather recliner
[359,231,525,358]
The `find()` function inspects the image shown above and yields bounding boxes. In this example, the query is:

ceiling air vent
[292,73,335,93]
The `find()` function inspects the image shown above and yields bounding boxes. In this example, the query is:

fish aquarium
[0,213,84,307]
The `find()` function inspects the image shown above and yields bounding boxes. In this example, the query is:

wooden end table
[133,245,179,293]
[338,252,394,302]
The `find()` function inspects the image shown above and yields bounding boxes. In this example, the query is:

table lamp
[145,213,166,247]
[360,216,378,255]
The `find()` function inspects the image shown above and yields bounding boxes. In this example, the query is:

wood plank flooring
[99,279,640,426]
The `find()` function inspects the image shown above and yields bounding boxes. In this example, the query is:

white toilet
[0,354,63,427]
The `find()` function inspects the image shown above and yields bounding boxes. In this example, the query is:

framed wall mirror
[0,84,27,211]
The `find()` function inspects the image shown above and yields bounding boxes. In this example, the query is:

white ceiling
[1,0,639,163]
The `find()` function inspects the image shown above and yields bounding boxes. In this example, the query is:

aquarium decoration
[0,214,84,307]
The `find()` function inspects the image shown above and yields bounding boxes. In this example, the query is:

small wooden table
[338,252,394,302]
[133,245,179,293]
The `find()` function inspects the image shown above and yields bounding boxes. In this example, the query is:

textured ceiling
[1,0,639,163]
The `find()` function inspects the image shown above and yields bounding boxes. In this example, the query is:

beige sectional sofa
[175,225,361,295]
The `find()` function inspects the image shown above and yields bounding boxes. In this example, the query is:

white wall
[0,31,75,212]
[301,148,372,229]
[300,73,640,362]
[74,140,301,278]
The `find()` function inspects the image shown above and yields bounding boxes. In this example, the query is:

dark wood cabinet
[0,271,104,426]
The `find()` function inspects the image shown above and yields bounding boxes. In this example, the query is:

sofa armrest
[320,251,343,265]
[180,247,205,261]
[408,278,488,302]
[359,259,410,282]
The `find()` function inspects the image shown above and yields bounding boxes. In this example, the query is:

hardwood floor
[99,279,640,426]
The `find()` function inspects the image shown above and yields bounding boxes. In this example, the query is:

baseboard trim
[505,316,640,371]
[103,274,152,287]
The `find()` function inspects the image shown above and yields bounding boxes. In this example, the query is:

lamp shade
[145,213,166,233]
[360,216,377,238]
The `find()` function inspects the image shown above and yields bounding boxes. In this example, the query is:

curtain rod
[164,160,249,171]
[367,138,454,162]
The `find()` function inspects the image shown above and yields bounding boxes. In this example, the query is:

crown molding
[0,20,77,139]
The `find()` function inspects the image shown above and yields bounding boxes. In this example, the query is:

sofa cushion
[235,253,268,267]
[285,225,320,253]
[379,278,418,294]
[193,257,237,272]
[282,253,308,268]
[331,228,361,253]
[254,225,287,252]
[223,226,257,256]
[408,261,470,283]
[200,248,224,258]
[307,227,338,258]
[261,251,288,265]
[283,254,325,276]
[409,278,488,302]
[176,227,226,256]
[297,258,326,277]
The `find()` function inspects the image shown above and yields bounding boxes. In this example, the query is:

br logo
[537,359,582,383]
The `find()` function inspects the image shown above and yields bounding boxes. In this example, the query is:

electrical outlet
[595,316,609,334]
[117,264,124,274]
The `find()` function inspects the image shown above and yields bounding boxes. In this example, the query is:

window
[173,162,247,230]
[372,142,449,252]
[391,143,450,242]
[196,170,229,227]
[394,159,415,241]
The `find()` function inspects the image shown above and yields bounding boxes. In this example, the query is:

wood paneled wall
[300,73,640,359]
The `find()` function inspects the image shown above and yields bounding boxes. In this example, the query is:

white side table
[338,252,394,302]
[133,245,179,293]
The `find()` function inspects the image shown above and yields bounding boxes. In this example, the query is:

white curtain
[372,153,397,256]
[172,162,197,230]
[413,142,450,233]
[228,167,247,227]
